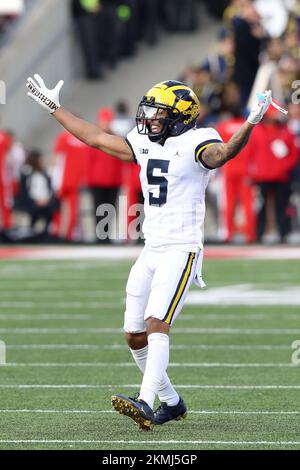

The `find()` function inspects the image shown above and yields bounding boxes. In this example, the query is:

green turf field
[0,256,299,450]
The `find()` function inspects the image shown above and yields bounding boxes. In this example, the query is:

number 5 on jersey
[147,159,170,207]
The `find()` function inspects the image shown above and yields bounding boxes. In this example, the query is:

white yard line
[0,274,128,281]
[0,362,297,368]
[0,261,124,272]
[0,439,299,445]
[6,344,291,350]
[0,246,142,260]
[0,384,299,389]
[0,302,123,309]
[0,409,299,415]
[0,310,299,321]
[0,315,90,320]
[0,328,125,334]
[187,285,300,306]
[179,313,300,321]
[0,310,298,321]
[0,327,299,334]
[0,291,121,297]
[0,282,125,289]
[7,344,105,350]
[1,313,299,321]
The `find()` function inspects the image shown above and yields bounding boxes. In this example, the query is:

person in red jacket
[249,105,298,242]
[52,130,89,240]
[87,107,123,242]
[217,82,257,243]
[110,101,142,242]
[218,116,256,243]
[0,129,13,231]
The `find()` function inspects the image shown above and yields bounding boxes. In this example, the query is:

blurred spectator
[179,65,221,124]
[161,0,198,32]
[98,0,120,69]
[0,128,13,230]
[197,67,223,124]
[87,107,123,242]
[261,37,285,63]
[249,106,298,243]
[0,0,24,42]
[51,130,89,241]
[231,1,265,108]
[179,0,300,244]
[180,28,235,125]
[5,131,26,197]
[72,0,142,77]
[218,83,256,243]
[111,100,135,137]
[277,57,299,103]
[246,39,288,112]
[0,0,24,15]
[179,64,201,89]
[254,0,289,38]
[137,0,160,46]
[201,28,235,85]
[98,0,136,68]
[193,0,299,245]
[115,1,138,58]
[192,28,235,121]
[288,0,300,31]
[14,150,57,235]
[204,0,230,19]
[284,27,299,61]
[287,101,300,236]
[71,0,103,79]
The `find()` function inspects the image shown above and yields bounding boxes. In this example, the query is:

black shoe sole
[111,395,155,431]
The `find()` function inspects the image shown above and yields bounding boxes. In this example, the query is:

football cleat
[111,393,155,431]
[153,397,187,425]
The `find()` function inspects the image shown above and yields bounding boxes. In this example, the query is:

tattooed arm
[201,90,273,169]
[201,121,255,169]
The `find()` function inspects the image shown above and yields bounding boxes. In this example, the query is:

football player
[26,75,272,430]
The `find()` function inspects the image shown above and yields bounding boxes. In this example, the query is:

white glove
[247,90,272,125]
[26,74,64,114]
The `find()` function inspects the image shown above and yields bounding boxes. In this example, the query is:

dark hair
[115,101,129,115]
[25,150,44,172]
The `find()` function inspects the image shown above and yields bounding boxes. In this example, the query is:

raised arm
[201,121,254,169]
[53,108,132,160]
[201,90,272,169]
[26,74,133,161]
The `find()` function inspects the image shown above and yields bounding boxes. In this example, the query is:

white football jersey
[126,126,222,251]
